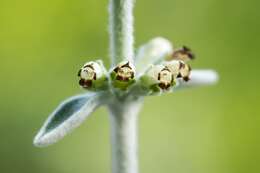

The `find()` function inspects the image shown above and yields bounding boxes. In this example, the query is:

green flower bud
[110,61,135,90]
[140,64,175,94]
[78,60,108,90]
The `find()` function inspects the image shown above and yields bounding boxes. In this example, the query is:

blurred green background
[0,0,259,173]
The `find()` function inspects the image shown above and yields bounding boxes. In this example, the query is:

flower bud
[110,61,136,90]
[171,46,195,62]
[140,64,175,93]
[178,62,191,81]
[164,60,191,82]
[163,60,182,77]
[78,60,108,90]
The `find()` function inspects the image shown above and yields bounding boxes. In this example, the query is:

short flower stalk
[33,0,218,173]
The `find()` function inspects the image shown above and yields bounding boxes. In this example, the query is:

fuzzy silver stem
[109,0,135,66]
[108,100,142,173]
[108,0,139,173]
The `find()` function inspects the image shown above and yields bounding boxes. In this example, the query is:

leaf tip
[192,69,219,85]
[33,129,53,147]
[33,133,45,147]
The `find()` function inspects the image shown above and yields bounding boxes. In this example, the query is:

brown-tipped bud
[164,60,191,82]
[171,46,195,62]
[141,64,175,92]
[78,60,107,90]
[157,67,174,90]
[178,62,191,81]
[110,61,136,90]
[163,60,182,78]
[113,61,135,81]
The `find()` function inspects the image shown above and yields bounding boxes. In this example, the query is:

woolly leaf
[34,91,109,147]
[135,37,173,74]
[173,70,218,91]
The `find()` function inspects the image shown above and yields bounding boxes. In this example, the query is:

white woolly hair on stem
[108,100,142,173]
[108,0,140,173]
[109,0,134,66]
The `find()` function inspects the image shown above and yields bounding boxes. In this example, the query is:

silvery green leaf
[34,91,109,147]
[173,70,218,91]
[135,37,173,74]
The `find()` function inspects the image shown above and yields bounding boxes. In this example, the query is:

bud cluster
[140,46,194,94]
[77,46,194,94]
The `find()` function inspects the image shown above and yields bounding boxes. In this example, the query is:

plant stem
[109,0,135,66]
[108,100,142,173]
[108,0,139,173]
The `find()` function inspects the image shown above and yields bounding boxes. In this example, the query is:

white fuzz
[135,37,173,73]
[148,37,173,57]
[175,70,218,90]
[109,0,135,65]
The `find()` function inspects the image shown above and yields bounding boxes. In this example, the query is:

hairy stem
[108,100,142,173]
[108,0,139,173]
[109,0,135,66]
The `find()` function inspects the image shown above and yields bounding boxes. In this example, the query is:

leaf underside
[45,95,88,133]
[34,92,107,147]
